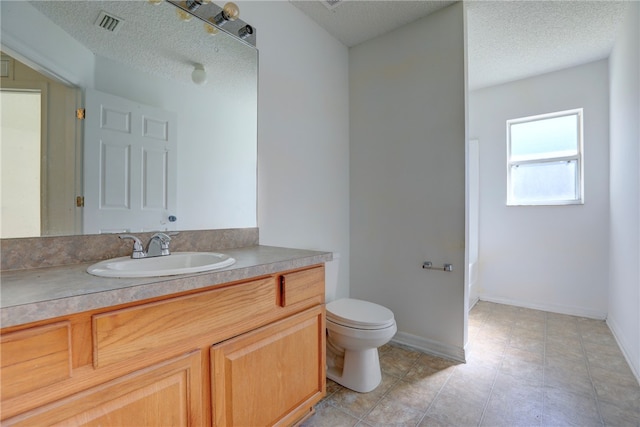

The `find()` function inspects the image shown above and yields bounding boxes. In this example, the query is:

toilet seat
[326,298,395,330]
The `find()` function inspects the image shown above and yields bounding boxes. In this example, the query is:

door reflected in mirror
[0,0,258,238]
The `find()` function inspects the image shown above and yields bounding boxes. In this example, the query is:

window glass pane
[511,114,578,160]
[510,160,578,203]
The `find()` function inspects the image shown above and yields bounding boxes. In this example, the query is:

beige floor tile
[481,379,543,427]
[363,396,426,426]
[301,402,360,427]
[543,388,603,426]
[590,366,640,410]
[512,324,546,340]
[447,363,497,396]
[326,378,343,395]
[384,378,442,412]
[584,342,636,376]
[418,415,455,427]
[492,372,544,402]
[505,346,544,365]
[545,352,589,374]
[580,328,618,347]
[598,399,640,427]
[327,373,398,418]
[426,388,487,427]
[508,334,545,354]
[500,355,544,385]
[545,364,596,397]
[380,346,421,378]
[465,338,507,368]
[403,357,456,385]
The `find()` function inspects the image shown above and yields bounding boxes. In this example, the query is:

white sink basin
[87,252,236,278]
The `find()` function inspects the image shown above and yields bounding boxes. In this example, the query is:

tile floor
[302,301,640,427]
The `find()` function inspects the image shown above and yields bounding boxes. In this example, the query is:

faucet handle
[119,234,146,258]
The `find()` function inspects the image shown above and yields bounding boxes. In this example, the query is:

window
[507,109,583,206]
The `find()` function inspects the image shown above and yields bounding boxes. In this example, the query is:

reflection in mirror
[0,0,257,238]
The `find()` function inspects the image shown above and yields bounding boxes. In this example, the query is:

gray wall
[608,1,640,381]
[350,3,467,360]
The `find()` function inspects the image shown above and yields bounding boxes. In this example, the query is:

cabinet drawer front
[93,277,276,368]
[279,266,324,307]
[1,322,72,400]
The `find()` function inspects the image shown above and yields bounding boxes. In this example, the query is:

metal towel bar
[422,261,453,272]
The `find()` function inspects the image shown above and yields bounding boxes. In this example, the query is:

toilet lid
[326,298,395,330]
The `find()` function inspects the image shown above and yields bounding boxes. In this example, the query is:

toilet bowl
[325,298,397,393]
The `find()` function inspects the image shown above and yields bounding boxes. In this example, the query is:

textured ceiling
[290,0,628,90]
[290,0,456,47]
[28,0,257,88]
[466,1,628,90]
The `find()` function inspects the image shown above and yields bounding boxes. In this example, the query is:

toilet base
[326,347,382,393]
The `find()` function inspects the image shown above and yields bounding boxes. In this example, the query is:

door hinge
[76,108,85,120]
[76,196,85,207]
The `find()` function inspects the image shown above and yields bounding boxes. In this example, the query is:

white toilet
[325,255,397,393]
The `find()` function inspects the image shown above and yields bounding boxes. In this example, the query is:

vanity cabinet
[0,265,326,426]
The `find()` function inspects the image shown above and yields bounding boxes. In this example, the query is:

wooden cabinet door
[211,306,325,427]
[3,351,204,427]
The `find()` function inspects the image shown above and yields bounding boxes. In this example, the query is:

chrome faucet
[119,232,174,259]
[146,232,172,257]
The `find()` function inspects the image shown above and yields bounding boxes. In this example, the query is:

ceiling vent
[94,11,124,34]
[321,0,344,11]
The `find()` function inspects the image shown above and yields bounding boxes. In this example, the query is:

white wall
[240,2,351,299]
[350,3,467,360]
[608,1,640,380]
[470,60,610,319]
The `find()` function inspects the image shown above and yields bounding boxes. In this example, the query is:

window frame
[506,108,584,206]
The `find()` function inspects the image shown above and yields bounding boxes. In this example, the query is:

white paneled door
[83,89,177,234]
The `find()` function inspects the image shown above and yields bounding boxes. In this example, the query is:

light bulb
[222,2,240,21]
[211,2,239,26]
[191,64,207,85]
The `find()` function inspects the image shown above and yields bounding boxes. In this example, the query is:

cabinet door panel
[212,306,325,427]
[4,351,203,427]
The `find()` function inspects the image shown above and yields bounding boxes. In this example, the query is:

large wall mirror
[0,0,257,239]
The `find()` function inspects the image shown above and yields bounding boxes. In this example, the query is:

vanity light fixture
[210,2,240,26]
[165,0,256,47]
[191,64,207,85]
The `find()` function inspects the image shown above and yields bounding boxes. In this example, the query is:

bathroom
[1,0,638,425]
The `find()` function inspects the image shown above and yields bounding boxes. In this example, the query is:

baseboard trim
[391,331,466,363]
[606,316,640,385]
[469,296,480,310]
[478,296,607,320]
